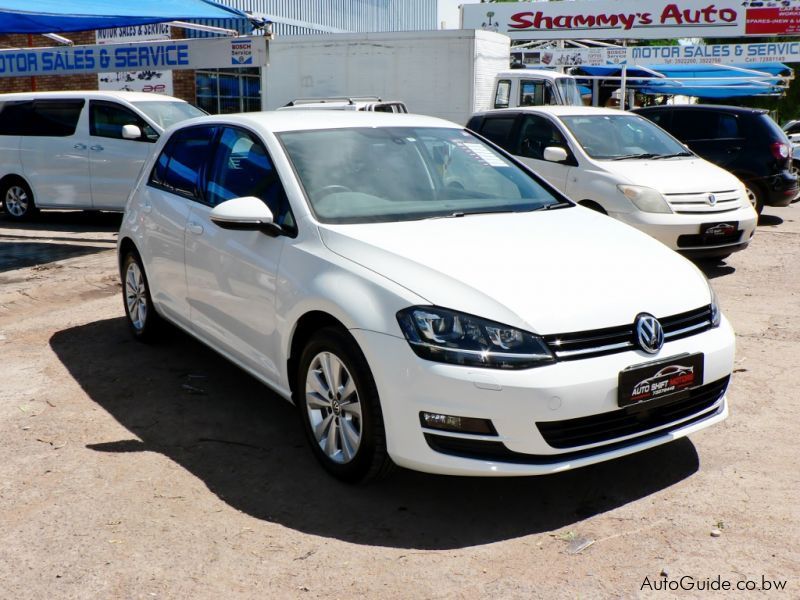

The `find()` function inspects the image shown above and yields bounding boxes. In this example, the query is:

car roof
[476,106,636,118]
[0,90,186,103]
[494,69,567,80]
[174,110,460,133]
[633,104,767,115]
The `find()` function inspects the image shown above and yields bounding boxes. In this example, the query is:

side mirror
[209,196,282,236]
[543,146,569,163]
[122,124,142,140]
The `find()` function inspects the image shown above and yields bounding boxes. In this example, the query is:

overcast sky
[438,0,482,29]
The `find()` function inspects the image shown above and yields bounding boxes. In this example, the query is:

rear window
[0,99,84,136]
[755,113,789,142]
[670,110,742,141]
[479,116,516,147]
[150,126,217,199]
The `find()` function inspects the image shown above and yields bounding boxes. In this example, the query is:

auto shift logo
[635,313,664,354]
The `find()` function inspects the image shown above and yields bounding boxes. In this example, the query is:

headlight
[709,285,721,328]
[396,306,555,370]
[618,185,672,214]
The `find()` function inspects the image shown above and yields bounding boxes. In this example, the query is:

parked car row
[2,90,783,484]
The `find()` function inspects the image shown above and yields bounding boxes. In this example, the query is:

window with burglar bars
[195,68,261,114]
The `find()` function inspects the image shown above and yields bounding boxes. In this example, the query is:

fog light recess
[419,412,497,435]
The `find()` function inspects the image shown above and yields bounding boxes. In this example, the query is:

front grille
[664,189,743,214]
[543,305,714,361]
[423,377,727,464]
[536,376,729,449]
[677,230,743,248]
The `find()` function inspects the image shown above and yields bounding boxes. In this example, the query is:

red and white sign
[462,0,800,40]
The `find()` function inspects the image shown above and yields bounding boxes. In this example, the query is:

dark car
[633,105,798,213]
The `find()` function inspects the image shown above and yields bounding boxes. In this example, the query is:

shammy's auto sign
[462,0,800,40]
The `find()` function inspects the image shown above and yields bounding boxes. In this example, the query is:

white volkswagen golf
[118,111,734,482]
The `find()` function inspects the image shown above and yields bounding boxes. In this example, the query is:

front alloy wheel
[297,327,392,483]
[745,185,764,215]
[305,352,363,464]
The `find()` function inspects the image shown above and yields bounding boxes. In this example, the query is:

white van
[0,91,205,220]
[467,106,759,259]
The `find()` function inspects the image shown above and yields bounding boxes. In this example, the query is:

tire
[121,251,164,342]
[1,179,37,221]
[296,326,393,483]
[745,184,764,215]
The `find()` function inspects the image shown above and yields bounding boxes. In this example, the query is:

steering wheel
[312,184,352,199]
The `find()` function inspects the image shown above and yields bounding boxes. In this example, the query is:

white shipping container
[262,29,511,125]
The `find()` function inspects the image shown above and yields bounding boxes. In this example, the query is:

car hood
[597,157,740,193]
[318,207,711,335]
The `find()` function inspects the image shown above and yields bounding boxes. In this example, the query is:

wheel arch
[287,311,350,402]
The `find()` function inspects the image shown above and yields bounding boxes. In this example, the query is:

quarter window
[150,126,217,198]
[494,80,511,109]
[206,127,295,232]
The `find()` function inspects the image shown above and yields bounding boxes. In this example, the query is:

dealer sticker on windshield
[618,353,704,408]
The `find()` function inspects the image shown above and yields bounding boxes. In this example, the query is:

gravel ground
[0,207,798,599]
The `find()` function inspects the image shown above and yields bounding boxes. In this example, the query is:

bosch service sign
[462,0,800,40]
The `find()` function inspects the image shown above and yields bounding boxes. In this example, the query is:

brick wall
[0,30,196,103]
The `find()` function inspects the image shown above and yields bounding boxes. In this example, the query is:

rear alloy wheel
[297,327,393,483]
[122,252,163,342]
[745,185,764,215]
[2,180,37,221]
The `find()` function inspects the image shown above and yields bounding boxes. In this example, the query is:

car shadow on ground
[0,210,122,234]
[695,259,736,280]
[0,211,119,272]
[50,317,700,550]
[757,214,783,227]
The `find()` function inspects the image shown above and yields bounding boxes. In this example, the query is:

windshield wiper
[650,152,694,160]
[610,153,658,161]
[533,202,571,211]
[433,209,517,219]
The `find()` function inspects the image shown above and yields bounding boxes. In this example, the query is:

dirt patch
[0,208,798,598]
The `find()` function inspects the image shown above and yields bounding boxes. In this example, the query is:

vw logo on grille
[634,313,664,354]
[707,193,717,206]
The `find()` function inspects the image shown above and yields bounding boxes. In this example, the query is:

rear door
[88,100,158,210]
[141,125,218,328]
[670,109,744,169]
[19,99,91,208]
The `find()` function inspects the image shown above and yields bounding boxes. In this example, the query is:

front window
[278,127,567,224]
[561,114,689,160]
[555,78,584,106]
[132,101,205,131]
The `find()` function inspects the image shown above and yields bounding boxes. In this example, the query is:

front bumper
[610,206,757,255]
[351,316,734,476]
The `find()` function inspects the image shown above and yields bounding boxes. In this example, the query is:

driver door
[184,126,295,382]
[513,114,574,191]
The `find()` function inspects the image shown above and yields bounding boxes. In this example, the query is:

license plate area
[701,221,739,238]
[618,353,704,408]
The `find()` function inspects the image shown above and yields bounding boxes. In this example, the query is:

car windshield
[556,78,584,106]
[561,114,688,160]
[278,127,567,224]
[132,101,206,130]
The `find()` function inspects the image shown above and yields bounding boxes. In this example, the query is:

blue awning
[0,0,248,33]
[573,63,792,98]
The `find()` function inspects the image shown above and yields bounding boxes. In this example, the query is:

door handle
[187,222,204,235]
[90,145,104,151]
[73,143,87,150]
